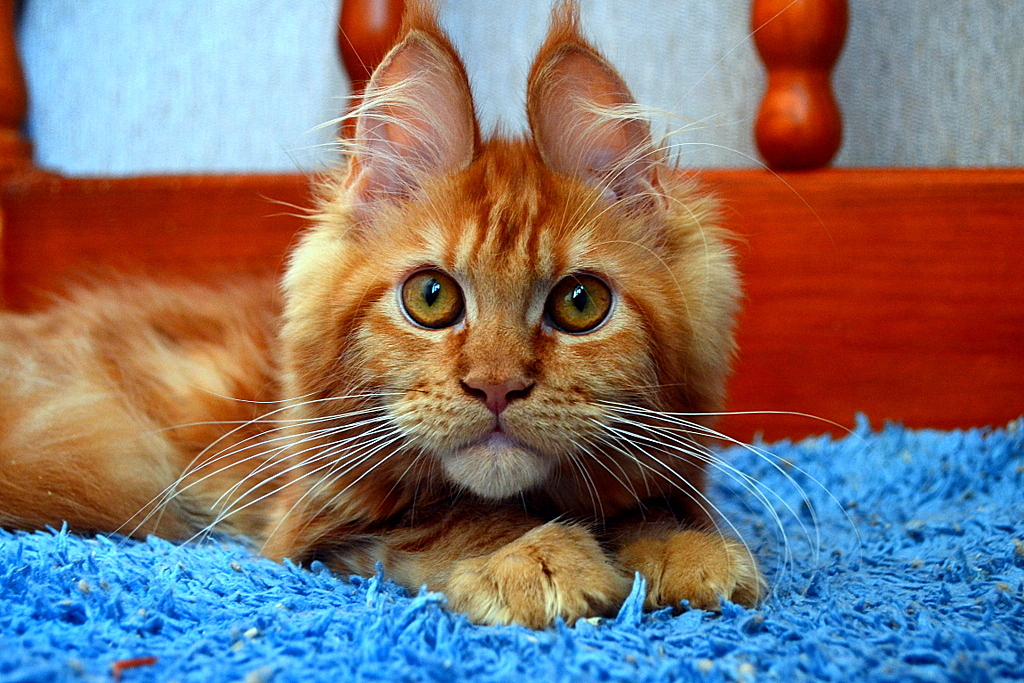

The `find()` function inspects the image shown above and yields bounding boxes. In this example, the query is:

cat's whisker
[586,430,656,498]
[293,422,406,482]
[576,436,647,500]
[263,431,409,548]
[659,450,795,592]
[597,400,863,575]
[564,447,605,523]
[600,399,853,545]
[207,415,396,514]
[591,420,748,544]
[202,428,391,532]
[589,418,777,593]
[127,428,327,542]
[146,416,308,436]
[193,430,403,546]
[679,0,802,105]
[190,409,392,490]
[597,398,858,437]
[242,417,404,506]
[660,139,829,234]
[598,419,737,520]
[382,447,430,506]
[169,392,395,496]
[598,414,799,584]
[126,403,395,539]
[571,438,646,515]
[128,396,396,540]
[210,420,404,529]
[600,406,805,507]
[600,410,794,521]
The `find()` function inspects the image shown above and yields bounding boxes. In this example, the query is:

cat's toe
[445,522,631,628]
[618,530,764,611]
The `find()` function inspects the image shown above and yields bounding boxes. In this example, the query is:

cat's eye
[545,274,613,334]
[401,269,465,329]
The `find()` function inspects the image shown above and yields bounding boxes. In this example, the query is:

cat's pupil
[571,285,588,312]
[424,279,441,307]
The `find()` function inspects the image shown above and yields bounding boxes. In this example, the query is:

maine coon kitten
[0,2,763,628]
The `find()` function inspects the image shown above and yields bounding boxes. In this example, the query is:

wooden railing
[0,0,30,172]
[2,0,1022,441]
[752,0,846,170]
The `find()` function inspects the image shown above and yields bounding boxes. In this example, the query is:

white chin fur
[441,433,550,499]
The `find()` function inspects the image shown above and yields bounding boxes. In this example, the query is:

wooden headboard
[2,0,1021,442]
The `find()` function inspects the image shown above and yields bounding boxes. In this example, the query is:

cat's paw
[617,530,764,611]
[444,522,631,628]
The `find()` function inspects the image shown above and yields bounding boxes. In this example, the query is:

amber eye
[401,269,464,329]
[546,274,613,334]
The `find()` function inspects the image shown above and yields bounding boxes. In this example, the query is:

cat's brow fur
[0,1,763,628]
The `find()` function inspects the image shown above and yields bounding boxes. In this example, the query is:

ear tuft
[345,6,479,224]
[527,1,660,206]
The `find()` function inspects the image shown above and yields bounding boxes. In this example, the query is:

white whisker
[590,419,746,547]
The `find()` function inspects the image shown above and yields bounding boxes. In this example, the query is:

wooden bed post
[337,0,405,138]
[752,0,847,170]
[0,0,35,308]
[0,0,31,173]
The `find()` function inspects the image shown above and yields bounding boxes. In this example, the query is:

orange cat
[0,2,763,628]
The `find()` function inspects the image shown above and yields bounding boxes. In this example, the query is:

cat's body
[0,280,281,539]
[0,2,763,627]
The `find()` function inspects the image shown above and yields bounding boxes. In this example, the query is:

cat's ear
[345,10,479,223]
[526,2,661,206]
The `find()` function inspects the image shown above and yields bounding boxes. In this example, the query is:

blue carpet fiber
[2,417,1022,682]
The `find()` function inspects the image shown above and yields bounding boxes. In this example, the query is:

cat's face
[279,7,737,508]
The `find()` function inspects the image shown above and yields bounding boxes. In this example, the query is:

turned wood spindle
[752,0,847,171]
[0,0,32,172]
[337,0,405,138]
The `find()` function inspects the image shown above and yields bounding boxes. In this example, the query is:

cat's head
[280,2,738,510]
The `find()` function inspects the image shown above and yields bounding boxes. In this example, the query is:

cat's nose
[461,376,533,415]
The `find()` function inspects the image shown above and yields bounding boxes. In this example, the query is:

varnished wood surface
[0,0,32,170]
[704,168,1024,441]
[338,0,405,138]
[0,171,310,308]
[2,168,1022,442]
[752,0,847,170]
[339,0,405,89]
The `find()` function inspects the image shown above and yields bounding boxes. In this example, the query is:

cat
[0,1,763,628]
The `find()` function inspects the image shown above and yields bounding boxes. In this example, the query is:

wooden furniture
[2,0,1021,442]
[753,0,846,170]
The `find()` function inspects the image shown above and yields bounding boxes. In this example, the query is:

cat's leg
[608,518,764,611]
[441,521,632,628]
[308,505,632,628]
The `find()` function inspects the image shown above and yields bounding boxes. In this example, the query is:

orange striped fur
[0,2,762,627]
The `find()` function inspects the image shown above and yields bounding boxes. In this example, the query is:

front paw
[617,530,764,611]
[444,523,631,628]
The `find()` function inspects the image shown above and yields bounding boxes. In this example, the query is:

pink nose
[462,376,533,415]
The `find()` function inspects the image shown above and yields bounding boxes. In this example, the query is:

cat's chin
[441,432,551,499]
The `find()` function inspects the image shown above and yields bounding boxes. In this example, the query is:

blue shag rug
[2,417,1022,683]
